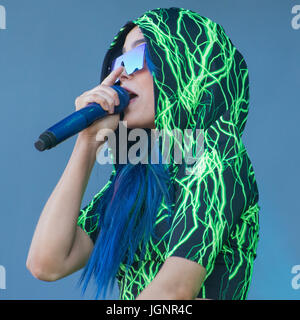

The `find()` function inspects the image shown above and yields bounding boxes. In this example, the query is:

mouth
[121,86,138,101]
[129,92,138,101]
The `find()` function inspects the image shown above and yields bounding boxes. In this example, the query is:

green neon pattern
[77,7,260,300]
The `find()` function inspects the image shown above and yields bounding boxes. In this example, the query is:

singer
[26,7,260,300]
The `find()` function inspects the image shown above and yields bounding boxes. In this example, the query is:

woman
[27,7,260,300]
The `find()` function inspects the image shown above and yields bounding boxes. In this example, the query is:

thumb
[101,66,125,86]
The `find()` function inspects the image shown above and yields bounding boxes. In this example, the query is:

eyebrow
[122,38,146,54]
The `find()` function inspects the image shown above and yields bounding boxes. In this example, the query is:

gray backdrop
[0,0,299,299]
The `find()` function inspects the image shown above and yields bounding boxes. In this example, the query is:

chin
[122,114,154,129]
[128,121,155,129]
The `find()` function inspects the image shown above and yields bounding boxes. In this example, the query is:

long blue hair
[78,46,174,299]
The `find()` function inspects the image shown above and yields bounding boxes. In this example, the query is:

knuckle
[102,102,109,109]
[91,93,99,100]
[75,96,83,109]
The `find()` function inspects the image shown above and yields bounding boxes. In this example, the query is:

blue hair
[145,44,158,75]
[78,51,173,300]
[79,161,174,299]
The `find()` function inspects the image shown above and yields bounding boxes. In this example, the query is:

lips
[122,86,138,100]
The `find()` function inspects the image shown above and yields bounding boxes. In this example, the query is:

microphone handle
[34,86,129,151]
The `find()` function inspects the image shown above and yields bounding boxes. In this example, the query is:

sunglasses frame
[111,42,147,78]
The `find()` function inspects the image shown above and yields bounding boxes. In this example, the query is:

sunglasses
[111,42,146,82]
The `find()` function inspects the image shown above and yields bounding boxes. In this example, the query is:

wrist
[75,134,105,157]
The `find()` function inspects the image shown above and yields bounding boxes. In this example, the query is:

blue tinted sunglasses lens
[111,43,146,75]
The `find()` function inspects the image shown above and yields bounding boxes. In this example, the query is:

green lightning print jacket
[77,7,261,300]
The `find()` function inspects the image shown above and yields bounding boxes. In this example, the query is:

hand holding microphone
[75,66,125,143]
[34,66,128,151]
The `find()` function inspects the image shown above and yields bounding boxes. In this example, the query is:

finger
[76,94,111,113]
[101,66,125,87]
[94,86,120,106]
[77,86,98,98]
[95,90,115,113]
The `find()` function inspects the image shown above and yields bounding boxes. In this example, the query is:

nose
[119,66,133,82]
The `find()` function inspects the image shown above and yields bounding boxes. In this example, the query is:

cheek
[142,92,154,119]
[141,71,154,98]
[135,101,154,121]
[130,100,155,127]
[144,79,154,110]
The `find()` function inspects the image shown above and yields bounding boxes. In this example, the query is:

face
[119,26,155,129]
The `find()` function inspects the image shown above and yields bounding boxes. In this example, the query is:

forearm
[136,285,183,300]
[136,278,190,300]
[136,286,207,300]
[27,136,103,275]
[135,257,208,300]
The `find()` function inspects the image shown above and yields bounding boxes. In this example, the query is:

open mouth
[129,92,138,100]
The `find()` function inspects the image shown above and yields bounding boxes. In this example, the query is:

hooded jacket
[78,7,260,300]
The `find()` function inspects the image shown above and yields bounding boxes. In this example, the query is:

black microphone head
[34,138,47,151]
[34,132,55,151]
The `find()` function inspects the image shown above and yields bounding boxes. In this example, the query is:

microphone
[34,85,130,151]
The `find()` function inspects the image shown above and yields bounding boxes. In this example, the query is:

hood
[100,7,249,177]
